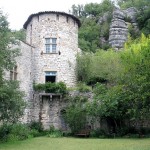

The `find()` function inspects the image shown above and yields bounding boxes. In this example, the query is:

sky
[0,0,102,30]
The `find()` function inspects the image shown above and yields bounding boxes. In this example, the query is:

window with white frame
[45,71,57,83]
[45,38,57,53]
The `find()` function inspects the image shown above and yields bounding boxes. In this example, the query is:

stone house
[6,11,81,129]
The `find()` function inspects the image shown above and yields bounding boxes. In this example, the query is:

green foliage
[29,121,43,132]
[79,18,100,52]
[87,35,150,131]
[0,124,12,142]
[84,0,114,17]
[76,53,91,82]
[90,128,107,138]
[0,123,30,142]
[0,10,20,73]
[137,8,150,36]
[87,77,107,85]
[0,10,25,123]
[78,35,150,132]
[11,29,26,41]
[9,123,30,140]
[127,23,140,39]
[0,80,25,123]
[47,126,63,138]
[63,96,88,134]
[117,0,150,9]
[70,0,115,52]
[117,0,150,36]
[77,82,92,92]
[76,49,122,84]
[33,82,67,95]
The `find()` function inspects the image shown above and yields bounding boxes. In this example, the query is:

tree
[91,35,150,131]
[0,10,25,123]
[77,34,150,132]
[79,18,100,52]
[63,96,88,134]
[70,0,115,52]
[11,29,26,41]
[117,0,150,9]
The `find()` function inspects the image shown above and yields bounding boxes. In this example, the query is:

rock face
[109,7,138,49]
[109,9,128,49]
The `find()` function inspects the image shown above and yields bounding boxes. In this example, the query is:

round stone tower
[23,11,80,87]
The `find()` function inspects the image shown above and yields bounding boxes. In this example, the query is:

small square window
[45,71,57,83]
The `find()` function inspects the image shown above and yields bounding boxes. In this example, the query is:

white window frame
[45,71,57,76]
[45,38,57,53]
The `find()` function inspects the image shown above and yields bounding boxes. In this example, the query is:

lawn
[0,137,150,150]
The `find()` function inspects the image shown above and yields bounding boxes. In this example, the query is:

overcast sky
[1,0,102,30]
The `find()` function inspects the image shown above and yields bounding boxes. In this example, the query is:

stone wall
[5,41,34,123]
[25,12,80,87]
[31,93,68,130]
[9,11,80,124]
[16,41,34,123]
[31,91,95,130]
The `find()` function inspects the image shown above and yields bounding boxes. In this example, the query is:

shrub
[0,124,12,142]
[90,128,107,138]
[47,126,63,138]
[30,129,41,137]
[29,121,43,132]
[63,96,88,134]
[33,82,67,95]
[77,83,92,92]
[9,123,30,140]
[0,123,30,142]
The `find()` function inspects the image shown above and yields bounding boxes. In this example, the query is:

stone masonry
[24,11,80,87]
[6,11,80,128]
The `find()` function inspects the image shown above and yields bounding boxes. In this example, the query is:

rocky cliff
[108,7,138,50]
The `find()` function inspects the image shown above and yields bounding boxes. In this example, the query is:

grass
[0,137,150,150]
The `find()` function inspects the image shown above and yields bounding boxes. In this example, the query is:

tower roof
[23,11,81,29]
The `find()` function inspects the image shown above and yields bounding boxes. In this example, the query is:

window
[10,66,18,80]
[45,38,57,53]
[45,71,57,83]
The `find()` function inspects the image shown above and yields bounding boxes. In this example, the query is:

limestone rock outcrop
[108,7,138,49]
[109,9,128,49]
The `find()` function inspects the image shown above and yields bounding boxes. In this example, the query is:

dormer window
[45,38,57,53]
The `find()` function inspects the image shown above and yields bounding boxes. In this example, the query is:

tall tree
[0,10,25,123]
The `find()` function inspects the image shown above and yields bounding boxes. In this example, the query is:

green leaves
[63,96,88,133]
[0,10,25,123]
[33,82,67,95]
[0,81,25,123]
[79,35,150,129]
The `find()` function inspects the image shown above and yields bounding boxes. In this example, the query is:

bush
[0,124,12,142]
[33,82,67,95]
[29,121,43,132]
[9,123,30,140]
[77,83,92,92]
[90,128,107,138]
[0,123,30,142]
[47,126,63,138]
[63,96,88,134]
[87,77,107,85]
[30,129,41,137]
